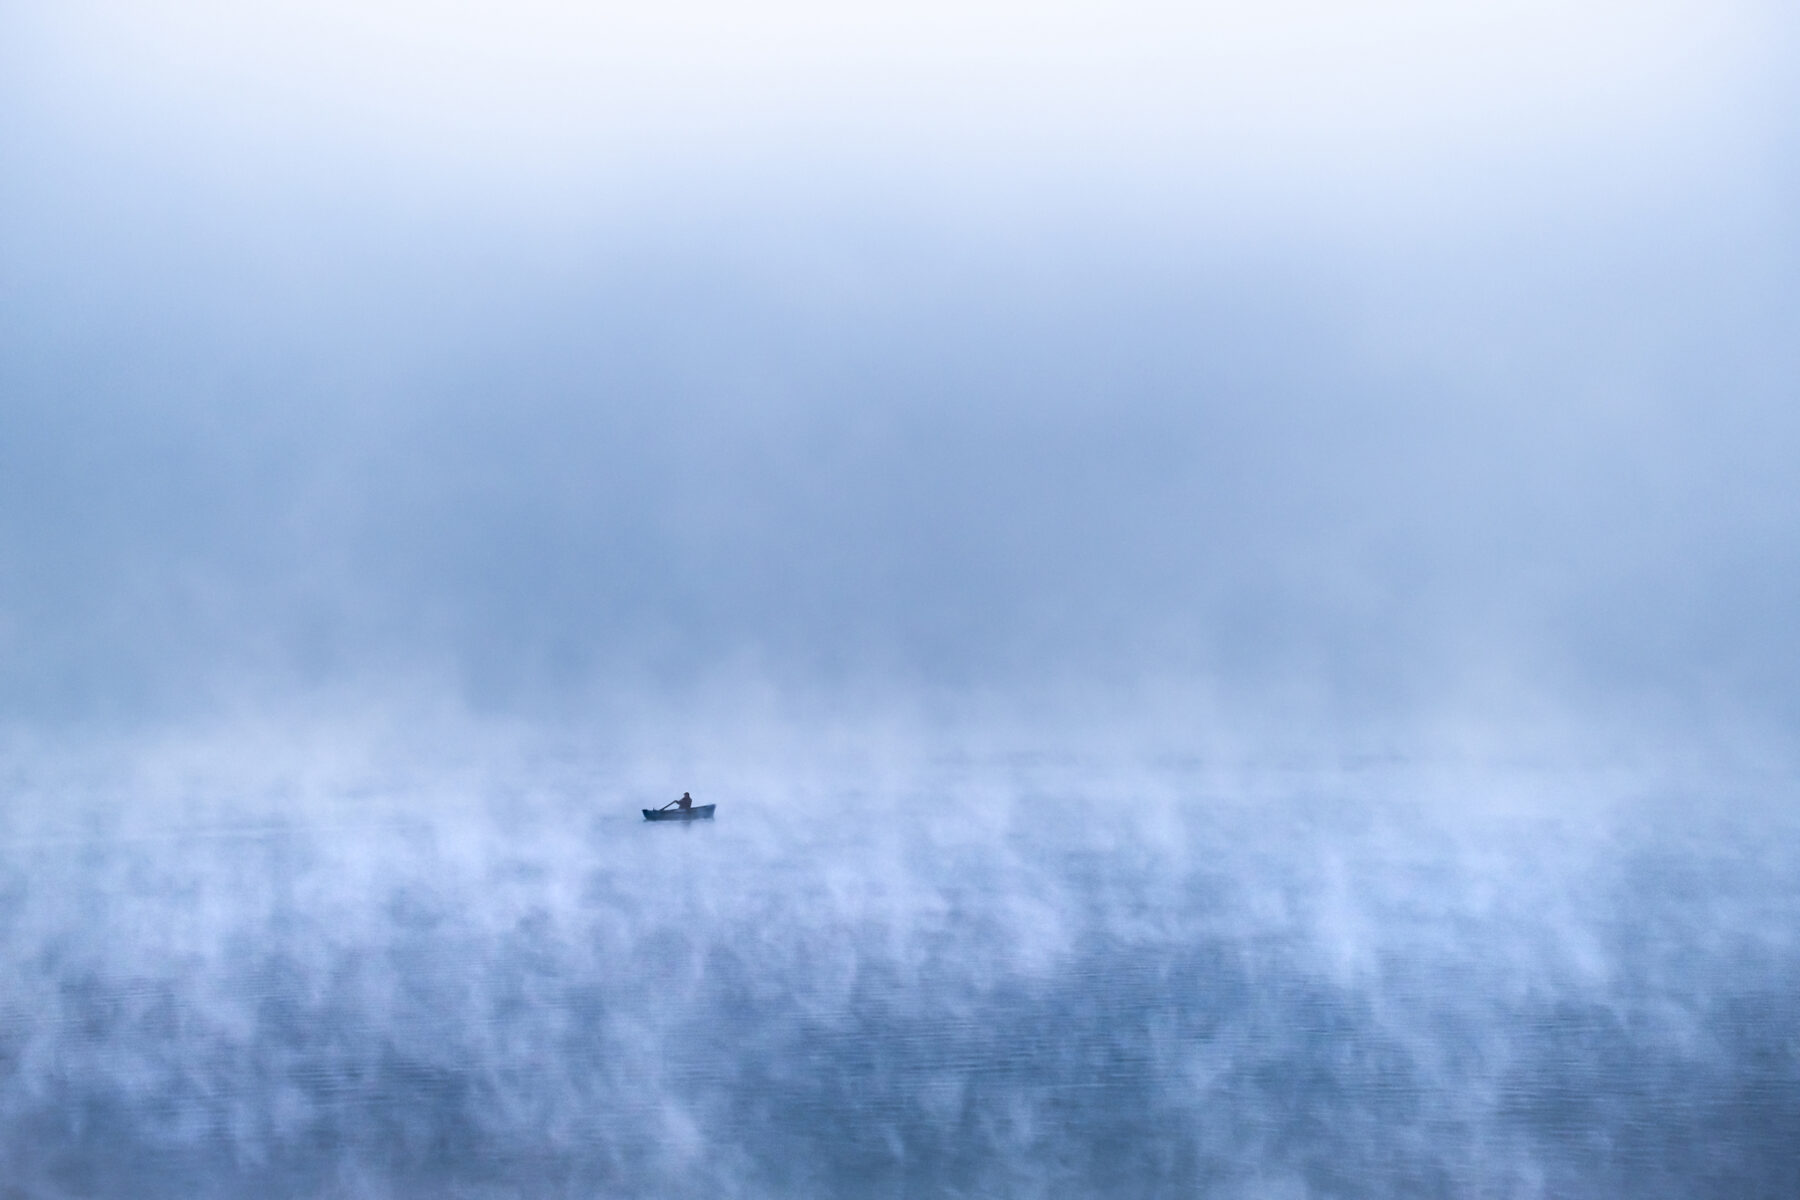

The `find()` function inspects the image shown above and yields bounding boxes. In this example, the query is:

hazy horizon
[6,1,1800,765]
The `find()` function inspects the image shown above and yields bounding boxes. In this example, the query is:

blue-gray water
[3,746,1796,1198]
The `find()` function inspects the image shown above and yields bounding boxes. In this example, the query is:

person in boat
[677,792,693,811]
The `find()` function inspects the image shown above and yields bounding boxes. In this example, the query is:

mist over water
[7,2,1800,1194]
[3,730,1797,1198]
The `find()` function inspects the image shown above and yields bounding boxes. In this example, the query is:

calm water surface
[2,758,1796,1197]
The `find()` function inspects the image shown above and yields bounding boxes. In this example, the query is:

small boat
[643,804,715,822]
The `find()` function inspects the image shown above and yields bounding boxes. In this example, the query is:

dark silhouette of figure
[677,792,693,811]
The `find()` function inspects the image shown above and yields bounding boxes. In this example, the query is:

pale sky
[3,2,1797,751]
[18,2,1780,212]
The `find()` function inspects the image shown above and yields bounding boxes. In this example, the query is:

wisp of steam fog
[2,734,1798,1197]
[3,1,1800,1196]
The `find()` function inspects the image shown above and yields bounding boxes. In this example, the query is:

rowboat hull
[643,804,715,821]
